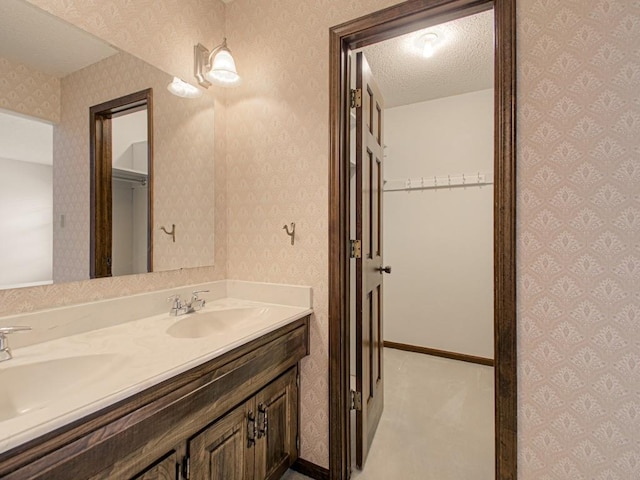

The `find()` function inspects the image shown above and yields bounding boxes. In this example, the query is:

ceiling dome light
[417,33,439,58]
[167,77,203,98]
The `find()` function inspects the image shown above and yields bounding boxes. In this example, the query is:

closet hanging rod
[113,176,147,186]
[383,172,493,192]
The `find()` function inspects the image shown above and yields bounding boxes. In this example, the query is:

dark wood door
[355,51,385,469]
[130,451,179,480]
[254,368,298,480]
[189,400,255,480]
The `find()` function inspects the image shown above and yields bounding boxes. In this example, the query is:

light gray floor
[282,347,494,480]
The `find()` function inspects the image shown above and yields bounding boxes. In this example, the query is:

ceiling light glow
[417,33,439,58]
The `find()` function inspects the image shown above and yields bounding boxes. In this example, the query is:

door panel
[255,368,298,480]
[355,51,385,468]
[189,400,254,480]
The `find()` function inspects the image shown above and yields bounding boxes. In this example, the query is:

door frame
[90,88,154,278]
[328,1,517,479]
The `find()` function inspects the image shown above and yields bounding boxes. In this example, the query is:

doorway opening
[90,89,154,279]
[329,1,516,479]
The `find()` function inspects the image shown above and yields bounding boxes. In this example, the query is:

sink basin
[166,307,271,339]
[0,354,124,422]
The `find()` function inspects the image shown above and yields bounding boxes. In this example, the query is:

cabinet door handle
[257,403,268,438]
[247,411,256,447]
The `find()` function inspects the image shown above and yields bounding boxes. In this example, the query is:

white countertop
[0,295,312,454]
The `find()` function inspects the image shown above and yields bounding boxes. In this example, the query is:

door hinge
[350,390,362,411]
[350,239,362,259]
[350,88,362,108]
[181,455,190,480]
[296,435,300,452]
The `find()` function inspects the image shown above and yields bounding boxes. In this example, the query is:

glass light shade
[167,77,203,98]
[205,48,240,86]
[417,33,439,58]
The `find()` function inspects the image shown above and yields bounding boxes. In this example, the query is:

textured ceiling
[360,9,494,108]
[0,0,118,78]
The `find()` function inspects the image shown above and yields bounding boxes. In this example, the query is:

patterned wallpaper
[518,0,640,478]
[0,0,227,316]
[54,51,217,282]
[224,0,400,467]
[0,56,60,123]
[226,0,640,476]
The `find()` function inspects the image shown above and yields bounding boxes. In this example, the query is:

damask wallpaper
[518,0,640,478]
[0,56,60,123]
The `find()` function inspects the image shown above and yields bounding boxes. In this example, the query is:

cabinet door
[254,368,298,480]
[189,399,255,480]
[130,451,179,480]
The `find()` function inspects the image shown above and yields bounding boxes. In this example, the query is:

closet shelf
[384,172,493,192]
[113,167,148,186]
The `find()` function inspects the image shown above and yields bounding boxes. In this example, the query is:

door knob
[376,265,392,274]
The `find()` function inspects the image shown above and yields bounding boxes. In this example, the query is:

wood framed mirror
[90,89,154,279]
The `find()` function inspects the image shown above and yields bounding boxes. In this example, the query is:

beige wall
[226,0,640,477]
[0,56,60,123]
[0,0,227,316]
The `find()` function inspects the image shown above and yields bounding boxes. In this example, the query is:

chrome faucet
[0,326,32,362]
[167,290,210,316]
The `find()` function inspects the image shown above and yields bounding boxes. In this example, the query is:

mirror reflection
[0,0,216,290]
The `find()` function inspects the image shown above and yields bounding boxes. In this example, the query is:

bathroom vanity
[0,281,312,480]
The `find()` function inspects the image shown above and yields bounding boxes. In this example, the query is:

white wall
[0,157,53,288]
[383,89,494,359]
[112,109,148,172]
[111,111,148,276]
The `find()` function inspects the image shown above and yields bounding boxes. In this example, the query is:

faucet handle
[0,326,31,361]
[192,289,210,299]
[167,294,182,308]
[191,290,209,310]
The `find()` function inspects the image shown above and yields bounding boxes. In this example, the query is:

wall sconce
[194,38,241,88]
[167,77,203,98]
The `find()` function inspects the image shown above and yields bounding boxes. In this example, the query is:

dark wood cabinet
[131,451,180,480]
[190,400,254,480]
[189,367,297,480]
[254,369,298,480]
[0,317,309,480]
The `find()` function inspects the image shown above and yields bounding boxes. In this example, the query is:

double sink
[0,295,311,453]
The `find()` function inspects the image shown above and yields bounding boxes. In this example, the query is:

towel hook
[283,222,296,246]
[160,224,176,243]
